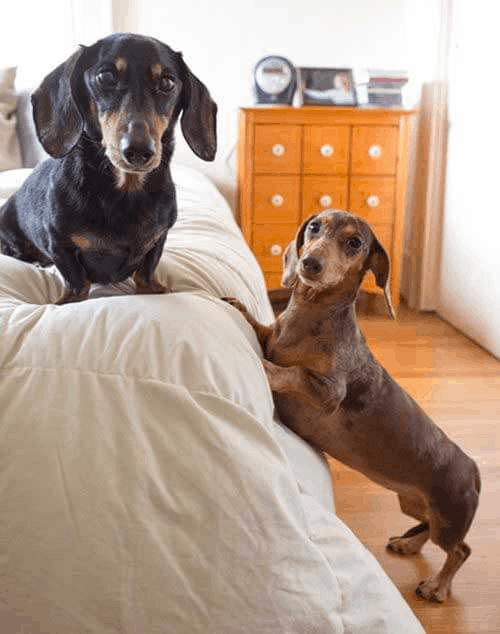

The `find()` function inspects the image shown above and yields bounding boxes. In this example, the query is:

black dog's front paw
[55,281,91,305]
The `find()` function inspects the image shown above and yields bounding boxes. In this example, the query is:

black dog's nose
[120,121,155,167]
[301,255,325,276]
[120,139,155,166]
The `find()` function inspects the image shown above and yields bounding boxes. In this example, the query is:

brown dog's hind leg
[416,541,471,603]
[387,493,430,555]
[387,521,430,556]
[415,471,479,602]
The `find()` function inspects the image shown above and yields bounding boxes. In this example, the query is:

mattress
[0,164,423,633]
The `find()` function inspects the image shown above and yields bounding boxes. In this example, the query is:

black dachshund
[0,33,217,303]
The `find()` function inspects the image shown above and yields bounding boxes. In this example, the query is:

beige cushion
[0,66,22,171]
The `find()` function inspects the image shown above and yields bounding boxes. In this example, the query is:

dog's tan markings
[71,233,94,250]
[88,99,97,119]
[133,270,170,294]
[71,232,124,254]
[55,279,91,305]
[151,63,163,79]
[98,110,125,169]
[150,111,171,142]
[114,169,146,193]
[339,224,359,238]
[115,57,127,74]
[99,111,123,147]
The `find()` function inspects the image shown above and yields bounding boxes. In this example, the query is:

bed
[0,163,424,633]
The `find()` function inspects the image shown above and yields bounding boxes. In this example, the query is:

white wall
[2,0,441,203]
[129,0,441,204]
[1,1,113,89]
[437,0,500,358]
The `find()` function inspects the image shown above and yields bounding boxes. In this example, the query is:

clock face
[255,58,293,95]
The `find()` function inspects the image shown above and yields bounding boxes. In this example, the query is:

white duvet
[0,165,423,633]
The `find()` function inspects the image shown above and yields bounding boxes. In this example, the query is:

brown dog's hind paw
[415,578,449,603]
[386,521,429,556]
[387,534,427,556]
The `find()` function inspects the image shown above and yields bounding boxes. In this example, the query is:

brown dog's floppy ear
[31,47,87,158]
[367,235,396,320]
[179,57,217,162]
[281,241,299,288]
[295,214,318,258]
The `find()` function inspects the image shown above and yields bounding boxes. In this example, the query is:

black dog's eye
[308,221,321,234]
[158,76,175,93]
[346,236,363,250]
[96,70,118,90]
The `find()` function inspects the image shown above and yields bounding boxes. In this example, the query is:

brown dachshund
[0,33,217,304]
[224,209,480,603]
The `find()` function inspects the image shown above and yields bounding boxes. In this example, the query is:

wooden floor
[324,297,500,633]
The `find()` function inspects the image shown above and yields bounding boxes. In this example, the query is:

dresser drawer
[264,271,283,290]
[362,223,393,293]
[252,224,297,272]
[303,176,348,219]
[253,176,301,224]
[349,177,396,224]
[303,126,350,175]
[351,126,398,175]
[254,124,302,173]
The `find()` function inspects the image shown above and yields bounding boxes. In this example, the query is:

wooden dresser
[237,106,415,304]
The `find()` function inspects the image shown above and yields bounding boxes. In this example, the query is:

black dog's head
[32,33,217,180]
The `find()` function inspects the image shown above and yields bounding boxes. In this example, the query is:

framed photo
[299,67,356,106]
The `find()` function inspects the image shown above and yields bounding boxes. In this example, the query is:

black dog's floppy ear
[179,56,217,162]
[281,241,299,288]
[367,234,396,320]
[31,47,88,158]
[295,214,318,258]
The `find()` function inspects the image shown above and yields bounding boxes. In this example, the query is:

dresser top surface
[240,106,416,125]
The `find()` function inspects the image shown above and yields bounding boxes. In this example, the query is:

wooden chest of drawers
[237,107,414,303]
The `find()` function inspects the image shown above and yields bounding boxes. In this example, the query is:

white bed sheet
[0,164,423,633]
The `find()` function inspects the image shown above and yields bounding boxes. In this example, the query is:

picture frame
[299,67,356,106]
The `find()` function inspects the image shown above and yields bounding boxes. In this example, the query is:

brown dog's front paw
[221,296,250,317]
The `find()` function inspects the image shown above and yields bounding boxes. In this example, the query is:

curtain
[404,0,451,311]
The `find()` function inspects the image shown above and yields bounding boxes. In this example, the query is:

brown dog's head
[285,209,395,318]
[32,33,217,185]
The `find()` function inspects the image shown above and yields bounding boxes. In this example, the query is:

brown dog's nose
[301,255,325,277]
[120,121,155,167]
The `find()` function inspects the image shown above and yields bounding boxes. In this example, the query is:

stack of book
[366,70,409,107]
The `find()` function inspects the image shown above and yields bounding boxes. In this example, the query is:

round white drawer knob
[368,144,382,159]
[270,244,283,256]
[320,194,332,208]
[367,195,380,208]
[271,194,284,207]
[272,143,285,157]
[320,144,334,157]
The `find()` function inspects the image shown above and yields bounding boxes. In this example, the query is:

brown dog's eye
[308,221,321,234]
[158,76,175,93]
[97,70,117,90]
[347,236,363,250]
